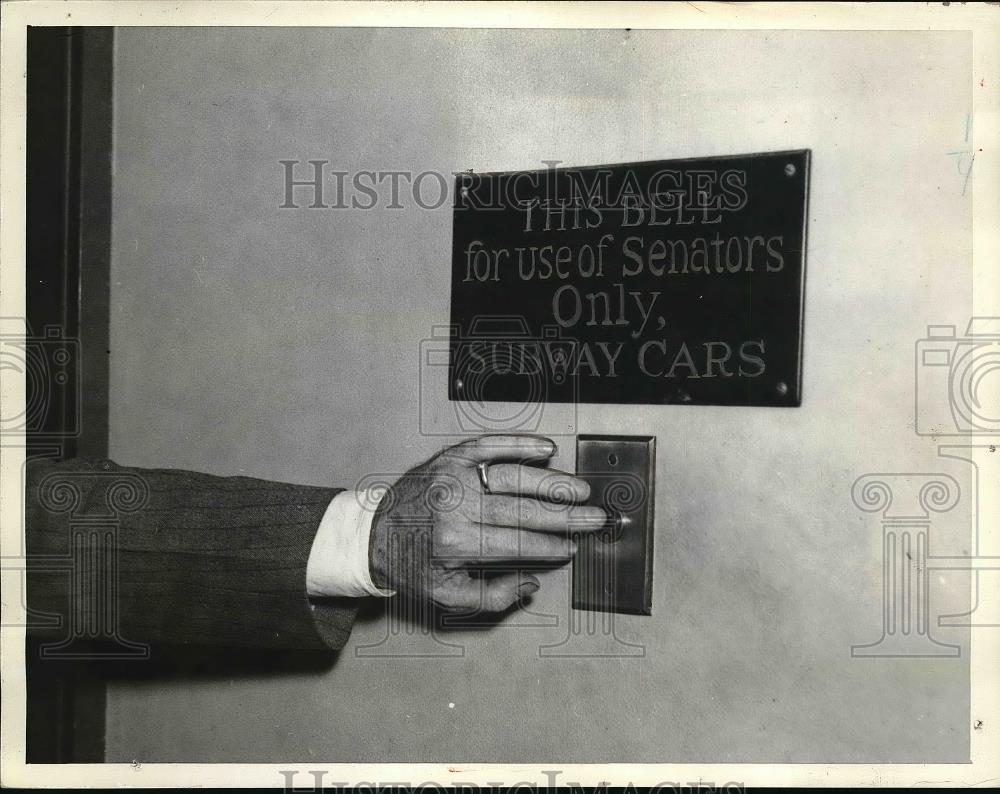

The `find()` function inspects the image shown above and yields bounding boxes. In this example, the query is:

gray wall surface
[105,28,974,762]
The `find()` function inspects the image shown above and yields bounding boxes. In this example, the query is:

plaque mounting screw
[454,377,464,392]
[784,163,797,177]
[775,381,789,396]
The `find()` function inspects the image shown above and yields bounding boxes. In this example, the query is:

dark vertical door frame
[25,25,113,763]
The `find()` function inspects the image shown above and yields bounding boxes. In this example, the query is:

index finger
[441,434,557,466]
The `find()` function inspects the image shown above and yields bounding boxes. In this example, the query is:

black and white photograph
[1,1,998,789]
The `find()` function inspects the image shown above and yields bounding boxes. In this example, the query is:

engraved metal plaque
[449,150,810,406]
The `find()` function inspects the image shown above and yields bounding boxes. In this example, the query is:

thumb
[483,572,540,612]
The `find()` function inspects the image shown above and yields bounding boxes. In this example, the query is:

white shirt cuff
[306,489,396,598]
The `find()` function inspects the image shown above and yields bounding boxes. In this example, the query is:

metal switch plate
[573,434,656,615]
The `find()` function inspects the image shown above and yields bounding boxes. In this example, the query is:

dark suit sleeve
[25,457,358,651]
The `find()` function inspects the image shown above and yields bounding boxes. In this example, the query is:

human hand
[367,434,607,612]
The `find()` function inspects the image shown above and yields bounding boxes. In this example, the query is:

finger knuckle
[520,501,540,523]
[488,465,512,491]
